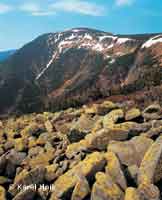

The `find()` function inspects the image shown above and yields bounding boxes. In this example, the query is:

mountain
[0,28,162,115]
[0,50,16,62]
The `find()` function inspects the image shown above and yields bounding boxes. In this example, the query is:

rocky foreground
[0,101,162,199]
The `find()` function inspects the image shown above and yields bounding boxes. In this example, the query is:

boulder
[67,129,87,143]
[71,175,90,200]
[84,101,118,115]
[103,109,124,128]
[50,152,106,199]
[141,126,162,139]
[14,138,28,152]
[105,151,127,190]
[9,167,46,196]
[45,120,53,132]
[13,189,37,200]
[125,108,142,121]
[66,127,128,158]
[0,186,6,200]
[5,150,27,178]
[142,104,162,121]
[108,136,153,167]
[45,164,59,182]
[138,183,160,200]
[91,172,124,200]
[124,187,140,200]
[138,135,162,185]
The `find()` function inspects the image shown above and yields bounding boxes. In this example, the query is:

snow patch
[99,35,117,42]
[67,33,77,40]
[117,38,131,44]
[36,52,58,80]
[84,33,93,40]
[142,35,162,48]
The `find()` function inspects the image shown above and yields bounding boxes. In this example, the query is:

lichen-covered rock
[84,101,118,115]
[13,189,37,200]
[45,120,53,132]
[86,128,129,151]
[14,138,28,152]
[91,172,124,200]
[71,175,90,200]
[143,104,162,121]
[105,151,127,190]
[9,167,46,196]
[25,148,55,168]
[142,125,162,139]
[124,187,140,200]
[125,108,141,121]
[66,127,128,158]
[108,136,153,167]
[71,113,97,133]
[138,183,160,200]
[50,152,106,199]
[138,135,162,185]
[0,186,6,200]
[21,122,45,138]
[103,109,124,128]
[45,164,59,182]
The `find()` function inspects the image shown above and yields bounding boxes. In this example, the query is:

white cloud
[0,1,106,17]
[0,3,12,14]
[50,0,105,16]
[19,3,40,13]
[32,11,55,16]
[116,0,134,6]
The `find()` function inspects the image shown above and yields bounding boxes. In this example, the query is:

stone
[138,135,162,185]
[13,189,37,200]
[84,101,117,115]
[142,104,162,121]
[0,153,7,174]
[125,108,141,121]
[66,127,129,158]
[21,122,45,138]
[0,186,6,200]
[50,152,106,199]
[9,167,46,196]
[67,129,87,143]
[86,128,129,151]
[14,138,28,152]
[105,151,127,190]
[142,126,162,139]
[5,151,26,178]
[138,183,160,200]
[91,172,124,200]
[108,136,153,167]
[45,164,59,182]
[45,120,53,132]
[72,113,96,133]
[27,149,55,168]
[103,109,124,128]
[124,187,140,200]
[71,175,90,200]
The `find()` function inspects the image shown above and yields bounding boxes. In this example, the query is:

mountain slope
[0,50,16,62]
[0,28,162,115]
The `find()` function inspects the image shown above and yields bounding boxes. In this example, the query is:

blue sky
[0,0,162,50]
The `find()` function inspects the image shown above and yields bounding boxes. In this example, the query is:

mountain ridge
[0,28,162,115]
